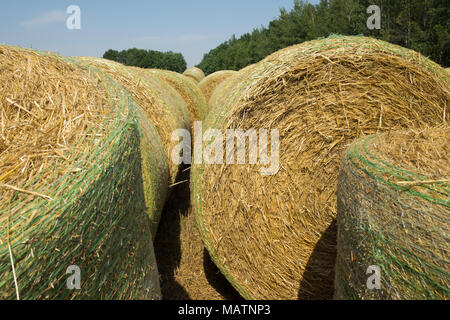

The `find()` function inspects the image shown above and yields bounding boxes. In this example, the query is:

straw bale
[208,64,257,114]
[77,57,187,184]
[0,46,163,299]
[183,67,206,83]
[198,70,237,109]
[130,66,191,129]
[153,166,242,300]
[335,125,449,299]
[148,69,207,122]
[191,35,450,299]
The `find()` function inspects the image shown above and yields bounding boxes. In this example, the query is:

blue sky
[0,0,319,66]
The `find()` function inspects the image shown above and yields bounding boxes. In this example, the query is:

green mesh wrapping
[68,57,170,237]
[0,51,167,299]
[335,134,449,300]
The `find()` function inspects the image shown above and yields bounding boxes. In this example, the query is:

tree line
[103,48,187,73]
[197,0,449,75]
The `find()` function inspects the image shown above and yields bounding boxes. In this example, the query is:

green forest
[102,0,449,75]
[102,48,187,73]
[197,0,449,75]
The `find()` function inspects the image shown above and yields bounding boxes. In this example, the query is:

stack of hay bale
[191,35,449,300]
[75,57,190,187]
[0,44,211,299]
[207,64,257,116]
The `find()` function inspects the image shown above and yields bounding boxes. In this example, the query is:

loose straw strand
[0,184,53,200]
[396,178,450,186]
[7,211,20,300]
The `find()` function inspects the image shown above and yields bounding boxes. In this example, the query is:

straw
[148,69,207,122]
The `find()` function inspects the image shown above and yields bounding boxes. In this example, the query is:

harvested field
[0,46,163,299]
[130,67,191,129]
[336,125,449,299]
[191,35,450,300]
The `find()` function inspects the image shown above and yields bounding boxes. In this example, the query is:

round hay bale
[77,57,188,184]
[0,46,164,299]
[208,64,257,115]
[198,70,237,109]
[130,66,191,130]
[191,35,450,300]
[335,126,449,299]
[183,67,206,83]
[148,69,207,122]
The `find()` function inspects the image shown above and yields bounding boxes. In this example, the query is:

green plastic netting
[335,129,449,300]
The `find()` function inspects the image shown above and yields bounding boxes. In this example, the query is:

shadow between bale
[203,249,243,300]
[298,220,337,300]
[154,165,191,300]
[154,164,244,300]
